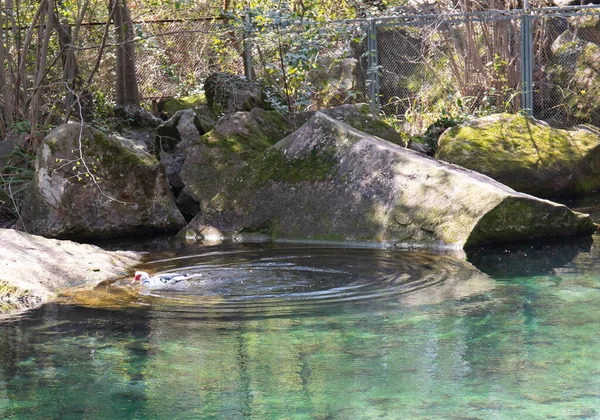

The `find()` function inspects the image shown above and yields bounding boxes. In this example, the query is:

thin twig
[58,82,131,205]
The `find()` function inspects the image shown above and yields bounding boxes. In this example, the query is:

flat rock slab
[184,112,594,249]
[0,229,142,310]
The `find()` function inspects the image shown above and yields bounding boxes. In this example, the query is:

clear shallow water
[2,239,600,419]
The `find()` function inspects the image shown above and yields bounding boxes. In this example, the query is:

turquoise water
[1,239,600,419]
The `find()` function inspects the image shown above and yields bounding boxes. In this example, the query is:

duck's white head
[133,271,150,282]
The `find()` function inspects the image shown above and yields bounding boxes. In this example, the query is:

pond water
[1,237,600,419]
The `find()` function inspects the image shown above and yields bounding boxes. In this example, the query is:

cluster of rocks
[2,71,600,309]
[5,72,596,252]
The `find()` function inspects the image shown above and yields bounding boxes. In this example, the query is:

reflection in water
[467,235,593,278]
[0,242,599,419]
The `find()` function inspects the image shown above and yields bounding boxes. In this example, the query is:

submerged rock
[183,112,594,249]
[436,113,600,198]
[19,123,185,240]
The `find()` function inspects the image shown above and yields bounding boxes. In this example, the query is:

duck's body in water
[133,271,202,289]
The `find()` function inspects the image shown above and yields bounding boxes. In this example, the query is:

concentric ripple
[93,246,492,318]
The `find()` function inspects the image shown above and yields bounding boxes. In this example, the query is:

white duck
[133,271,201,289]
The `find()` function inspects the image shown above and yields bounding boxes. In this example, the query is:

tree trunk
[50,6,93,122]
[112,0,140,108]
[0,0,13,134]
[29,0,53,135]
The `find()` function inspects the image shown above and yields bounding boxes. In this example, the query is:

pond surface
[2,237,600,419]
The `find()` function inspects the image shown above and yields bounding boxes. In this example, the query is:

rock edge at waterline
[0,229,142,311]
[183,112,595,249]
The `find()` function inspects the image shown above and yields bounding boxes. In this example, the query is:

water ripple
[76,247,493,318]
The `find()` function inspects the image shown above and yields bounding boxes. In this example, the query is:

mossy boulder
[292,103,405,146]
[19,123,185,240]
[173,104,404,220]
[154,109,206,192]
[183,112,594,249]
[435,113,600,198]
[176,108,289,219]
[157,94,207,117]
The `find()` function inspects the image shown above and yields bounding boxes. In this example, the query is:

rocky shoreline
[0,229,143,311]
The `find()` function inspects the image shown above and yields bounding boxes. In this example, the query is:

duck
[133,271,201,289]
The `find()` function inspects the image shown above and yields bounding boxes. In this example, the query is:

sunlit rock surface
[184,112,594,249]
[0,229,141,311]
[436,113,600,198]
[170,104,403,220]
[19,123,185,240]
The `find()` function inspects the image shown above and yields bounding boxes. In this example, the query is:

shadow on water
[559,191,600,223]
[466,235,593,279]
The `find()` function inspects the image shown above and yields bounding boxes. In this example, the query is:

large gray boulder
[19,123,185,240]
[154,109,206,191]
[292,103,405,146]
[183,113,594,249]
[167,104,403,220]
[169,108,291,219]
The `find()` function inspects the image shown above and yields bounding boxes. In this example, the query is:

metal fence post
[243,8,253,82]
[367,18,380,113]
[520,1,533,116]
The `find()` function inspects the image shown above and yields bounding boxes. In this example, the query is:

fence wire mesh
[374,13,523,134]
[372,6,600,132]
[134,19,245,99]
[531,10,600,128]
[249,19,368,113]
[72,18,245,102]
[5,5,600,133]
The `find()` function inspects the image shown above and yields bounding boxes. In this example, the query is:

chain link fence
[248,18,367,113]
[371,12,523,134]
[70,18,245,103]
[8,5,600,132]
[531,7,600,127]
[363,5,600,132]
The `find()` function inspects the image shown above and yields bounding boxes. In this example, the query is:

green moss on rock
[436,113,600,197]
[158,94,206,117]
[466,197,594,247]
[184,112,594,249]
[239,147,339,186]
